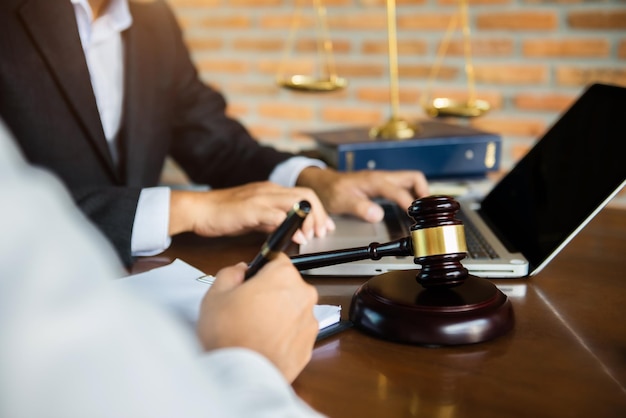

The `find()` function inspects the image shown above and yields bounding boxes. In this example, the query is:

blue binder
[308,121,501,179]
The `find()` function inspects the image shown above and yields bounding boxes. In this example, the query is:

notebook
[121,259,342,338]
[298,83,626,278]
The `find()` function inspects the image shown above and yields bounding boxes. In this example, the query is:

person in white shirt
[0,119,325,417]
[0,0,429,267]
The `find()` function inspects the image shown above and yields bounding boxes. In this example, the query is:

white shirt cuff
[269,156,327,187]
[131,187,172,256]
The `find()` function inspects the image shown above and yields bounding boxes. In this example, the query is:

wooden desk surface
[133,208,626,417]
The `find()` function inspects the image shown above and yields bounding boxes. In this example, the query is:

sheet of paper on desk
[119,259,341,331]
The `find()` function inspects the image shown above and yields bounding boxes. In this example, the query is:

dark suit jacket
[0,0,293,266]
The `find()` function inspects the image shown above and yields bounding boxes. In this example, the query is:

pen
[244,200,311,280]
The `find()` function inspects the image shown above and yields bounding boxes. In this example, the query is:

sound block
[349,270,514,346]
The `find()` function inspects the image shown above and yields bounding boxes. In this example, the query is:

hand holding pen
[244,200,311,280]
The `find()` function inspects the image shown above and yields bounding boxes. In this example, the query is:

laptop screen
[480,83,626,272]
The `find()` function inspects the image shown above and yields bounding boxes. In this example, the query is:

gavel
[291,236,413,272]
[290,195,514,345]
[291,195,469,288]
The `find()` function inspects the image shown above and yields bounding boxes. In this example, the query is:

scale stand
[276,0,347,93]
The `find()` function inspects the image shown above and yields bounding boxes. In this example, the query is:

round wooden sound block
[349,270,514,346]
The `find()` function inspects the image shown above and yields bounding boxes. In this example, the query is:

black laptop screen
[480,83,626,271]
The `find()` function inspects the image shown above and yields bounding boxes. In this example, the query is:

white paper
[119,259,341,330]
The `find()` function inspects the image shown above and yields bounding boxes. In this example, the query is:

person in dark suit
[0,0,429,266]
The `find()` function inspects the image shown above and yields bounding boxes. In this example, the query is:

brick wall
[166,0,626,207]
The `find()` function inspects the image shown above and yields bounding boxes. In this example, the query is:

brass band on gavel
[411,224,467,258]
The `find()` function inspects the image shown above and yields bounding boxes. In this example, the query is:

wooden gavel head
[407,195,469,289]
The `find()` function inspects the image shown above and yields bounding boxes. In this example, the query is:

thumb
[209,262,247,293]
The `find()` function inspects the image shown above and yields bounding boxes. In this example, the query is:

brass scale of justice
[277,0,513,346]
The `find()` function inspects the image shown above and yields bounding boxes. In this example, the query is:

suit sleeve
[72,186,141,267]
[158,2,295,188]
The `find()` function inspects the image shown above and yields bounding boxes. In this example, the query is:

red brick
[556,67,626,87]
[523,39,610,58]
[471,117,546,137]
[357,87,421,105]
[168,0,219,7]
[361,0,427,6]
[438,0,510,4]
[225,103,249,119]
[229,0,282,7]
[362,40,427,56]
[258,59,316,77]
[474,65,548,84]
[335,62,386,78]
[198,15,251,29]
[568,10,626,30]
[619,40,626,59]
[223,82,280,97]
[510,143,532,162]
[321,107,384,125]
[232,38,284,52]
[261,14,315,30]
[259,103,314,121]
[398,13,458,31]
[513,93,577,112]
[246,124,284,142]
[328,13,387,30]
[294,39,352,54]
[444,38,514,57]
[184,37,222,52]
[477,12,558,30]
[196,59,250,74]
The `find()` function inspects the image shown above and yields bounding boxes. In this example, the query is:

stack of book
[307,120,501,180]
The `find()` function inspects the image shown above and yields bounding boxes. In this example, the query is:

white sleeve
[269,156,327,187]
[131,186,172,256]
[131,155,328,255]
[0,125,325,418]
[198,349,324,418]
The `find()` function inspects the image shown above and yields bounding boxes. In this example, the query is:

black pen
[244,200,311,280]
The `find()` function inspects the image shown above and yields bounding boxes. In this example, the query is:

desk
[132,208,626,417]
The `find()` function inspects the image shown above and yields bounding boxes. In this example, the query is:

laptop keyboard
[456,210,499,259]
[383,203,414,240]
[382,202,498,260]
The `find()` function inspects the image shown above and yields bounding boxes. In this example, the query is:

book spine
[335,136,501,179]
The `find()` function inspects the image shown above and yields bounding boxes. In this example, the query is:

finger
[292,229,308,245]
[294,183,336,233]
[350,196,385,223]
[388,170,430,198]
[362,171,429,210]
[287,187,331,240]
[209,262,247,293]
[373,183,416,210]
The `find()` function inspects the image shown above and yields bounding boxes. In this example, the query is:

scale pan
[277,75,347,92]
[425,97,490,118]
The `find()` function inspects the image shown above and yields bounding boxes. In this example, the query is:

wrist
[296,166,333,189]
[168,190,198,235]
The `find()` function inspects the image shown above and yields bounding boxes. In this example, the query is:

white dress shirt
[0,119,325,417]
[71,0,325,256]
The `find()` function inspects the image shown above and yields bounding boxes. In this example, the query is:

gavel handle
[290,236,413,271]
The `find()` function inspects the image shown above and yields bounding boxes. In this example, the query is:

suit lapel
[18,0,117,178]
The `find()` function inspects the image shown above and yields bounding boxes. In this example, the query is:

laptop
[298,83,626,278]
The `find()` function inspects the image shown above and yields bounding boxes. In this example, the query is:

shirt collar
[70,0,133,32]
